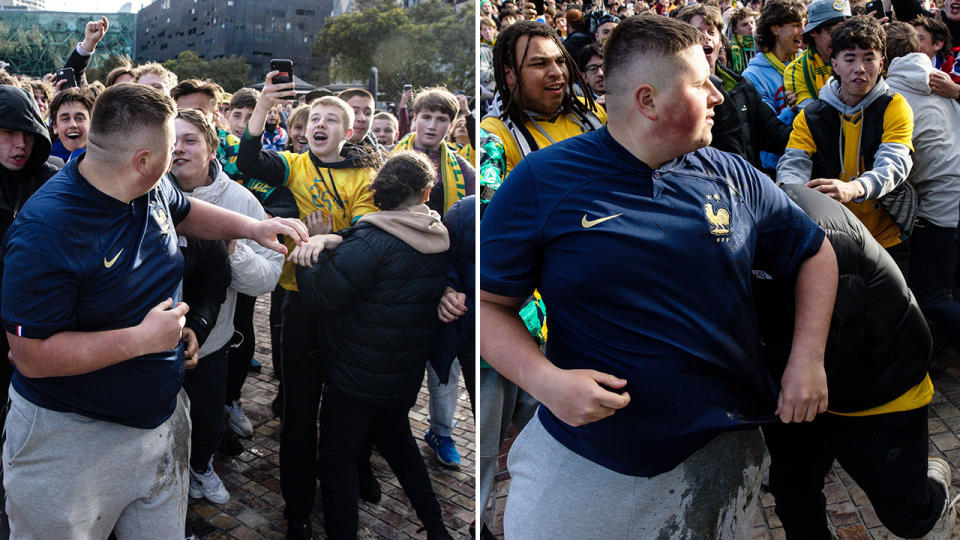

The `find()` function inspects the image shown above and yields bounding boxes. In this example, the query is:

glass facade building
[0,11,135,78]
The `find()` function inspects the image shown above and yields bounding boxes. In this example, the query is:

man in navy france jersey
[0,83,307,539]
[479,15,839,539]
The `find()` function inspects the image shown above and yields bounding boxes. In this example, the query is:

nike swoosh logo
[104,249,123,268]
[581,213,623,228]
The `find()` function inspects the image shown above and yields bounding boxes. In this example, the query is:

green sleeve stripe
[280,153,291,186]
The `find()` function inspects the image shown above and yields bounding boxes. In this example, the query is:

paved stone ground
[186,296,475,539]
[488,336,960,539]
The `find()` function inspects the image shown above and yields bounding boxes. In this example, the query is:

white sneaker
[927,457,958,539]
[189,461,230,504]
[224,399,254,438]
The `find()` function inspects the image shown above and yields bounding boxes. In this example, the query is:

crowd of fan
[0,14,477,540]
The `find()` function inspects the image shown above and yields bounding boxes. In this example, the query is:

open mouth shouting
[948,1,960,18]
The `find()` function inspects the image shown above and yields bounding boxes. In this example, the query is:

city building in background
[0,0,46,11]
[0,10,135,77]
[136,0,332,84]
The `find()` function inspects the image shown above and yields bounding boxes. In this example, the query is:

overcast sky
[46,0,150,13]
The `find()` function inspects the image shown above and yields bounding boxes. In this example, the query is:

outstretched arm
[235,71,298,185]
[175,197,308,255]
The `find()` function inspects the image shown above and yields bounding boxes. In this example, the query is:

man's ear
[133,148,152,176]
[345,127,355,141]
[635,84,658,121]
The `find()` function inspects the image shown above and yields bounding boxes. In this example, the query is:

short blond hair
[135,62,178,90]
[373,111,398,131]
[310,96,355,134]
[287,104,311,129]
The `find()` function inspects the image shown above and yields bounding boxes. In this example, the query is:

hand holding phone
[270,59,296,100]
[55,68,77,90]
[864,0,884,18]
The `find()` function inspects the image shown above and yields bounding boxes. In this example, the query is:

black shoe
[272,393,284,419]
[480,523,497,540]
[286,520,313,540]
[217,431,244,457]
[358,466,381,504]
[419,525,453,540]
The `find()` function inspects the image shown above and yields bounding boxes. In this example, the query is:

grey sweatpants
[504,411,765,540]
[3,386,191,540]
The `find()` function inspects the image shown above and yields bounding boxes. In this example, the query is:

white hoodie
[886,52,960,228]
[174,162,284,357]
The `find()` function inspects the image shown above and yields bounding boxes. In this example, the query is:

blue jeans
[427,357,460,437]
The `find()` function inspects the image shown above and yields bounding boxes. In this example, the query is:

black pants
[762,407,944,540]
[224,293,257,404]
[319,387,445,539]
[278,291,326,523]
[886,239,911,281]
[183,344,229,471]
[270,285,286,383]
[909,221,960,340]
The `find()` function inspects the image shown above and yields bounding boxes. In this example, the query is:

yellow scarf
[393,132,465,213]
[764,51,789,75]
[457,143,475,169]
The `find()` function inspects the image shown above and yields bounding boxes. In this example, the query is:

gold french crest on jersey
[704,194,730,242]
[153,207,171,235]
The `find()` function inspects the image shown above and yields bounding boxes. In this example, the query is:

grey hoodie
[172,161,284,356]
[777,76,913,203]
[358,203,449,254]
[886,52,960,228]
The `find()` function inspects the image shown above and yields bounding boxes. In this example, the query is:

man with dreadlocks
[480,20,606,177]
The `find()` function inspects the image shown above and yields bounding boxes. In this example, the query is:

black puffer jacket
[181,238,231,349]
[710,64,792,171]
[296,208,448,407]
[431,195,475,384]
[753,185,931,413]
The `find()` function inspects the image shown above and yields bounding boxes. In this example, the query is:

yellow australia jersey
[786,93,914,248]
[784,49,832,107]
[276,150,378,291]
[480,103,607,177]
